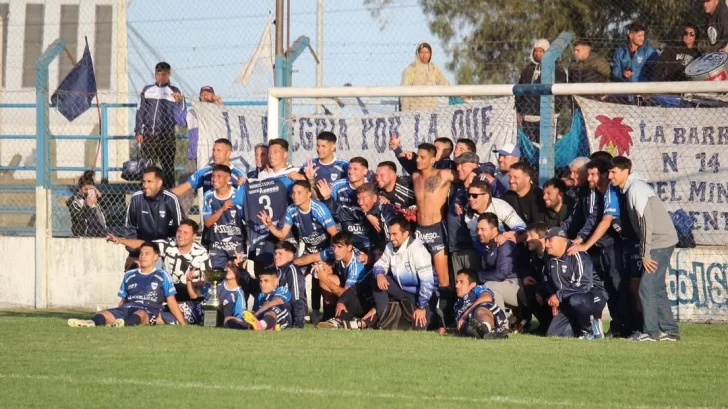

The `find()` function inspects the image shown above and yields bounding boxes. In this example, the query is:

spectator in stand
[611,23,659,83]
[654,25,701,82]
[542,177,573,228]
[134,62,186,188]
[566,156,589,204]
[123,166,184,270]
[567,39,610,83]
[516,39,566,143]
[609,157,680,342]
[247,143,269,179]
[704,0,728,52]
[178,86,222,211]
[502,161,547,226]
[492,143,521,189]
[66,171,107,237]
[400,42,450,112]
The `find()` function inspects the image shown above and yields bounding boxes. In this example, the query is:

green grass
[0,311,726,409]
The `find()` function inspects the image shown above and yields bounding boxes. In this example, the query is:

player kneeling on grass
[446,269,508,339]
[295,231,369,321]
[223,267,292,331]
[68,242,186,328]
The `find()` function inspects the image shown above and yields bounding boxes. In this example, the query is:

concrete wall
[1,237,727,323]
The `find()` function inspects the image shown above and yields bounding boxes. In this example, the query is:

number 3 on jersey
[259,195,273,218]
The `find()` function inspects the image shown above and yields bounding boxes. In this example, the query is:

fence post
[34,38,65,309]
[100,103,109,180]
[538,31,572,186]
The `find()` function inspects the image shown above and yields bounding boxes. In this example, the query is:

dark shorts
[209,242,245,270]
[415,222,446,255]
[161,301,203,325]
[257,305,292,329]
[248,238,277,266]
[459,301,508,336]
[108,305,160,325]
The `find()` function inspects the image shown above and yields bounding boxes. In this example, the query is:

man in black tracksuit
[134,62,186,188]
[541,227,606,338]
[123,166,185,270]
[654,25,701,82]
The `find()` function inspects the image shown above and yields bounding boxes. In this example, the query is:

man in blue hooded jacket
[611,23,659,83]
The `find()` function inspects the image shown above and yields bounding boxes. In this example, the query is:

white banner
[195,98,518,173]
[576,96,728,246]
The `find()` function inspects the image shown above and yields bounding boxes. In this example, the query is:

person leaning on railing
[66,170,107,238]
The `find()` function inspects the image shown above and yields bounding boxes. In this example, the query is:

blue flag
[51,38,97,121]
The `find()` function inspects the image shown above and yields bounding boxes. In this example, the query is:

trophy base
[203,308,219,328]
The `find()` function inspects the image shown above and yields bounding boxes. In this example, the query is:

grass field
[0,310,726,409]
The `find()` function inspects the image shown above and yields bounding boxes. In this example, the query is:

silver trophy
[202,269,226,327]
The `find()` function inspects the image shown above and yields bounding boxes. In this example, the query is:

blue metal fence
[0,100,266,236]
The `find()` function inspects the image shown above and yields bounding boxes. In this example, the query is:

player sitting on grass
[223,267,291,331]
[447,269,508,339]
[176,258,246,325]
[68,242,186,328]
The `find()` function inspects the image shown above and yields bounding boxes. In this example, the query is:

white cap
[492,143,521,158]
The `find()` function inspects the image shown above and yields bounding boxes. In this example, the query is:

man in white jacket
[609,156,680,342]
[368,216,436,330]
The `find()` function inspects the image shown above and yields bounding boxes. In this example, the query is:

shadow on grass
[0,310,91,321]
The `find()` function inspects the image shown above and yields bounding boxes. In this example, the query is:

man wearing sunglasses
[464,180,527,256]
[654,25,701,82]
[705,0,728,52]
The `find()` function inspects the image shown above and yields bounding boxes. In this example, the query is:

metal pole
[275,0,284,55]
[35,38,66,309]
[316,0,323,114]
[286,0,291,58]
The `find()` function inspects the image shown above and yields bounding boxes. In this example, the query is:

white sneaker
[108,318,125,328]
[67,319,95,328]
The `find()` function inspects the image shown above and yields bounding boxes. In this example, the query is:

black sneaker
[659,332,680,342]
[628,332,658,342]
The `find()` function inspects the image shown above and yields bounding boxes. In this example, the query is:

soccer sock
[126,314,142,327]
[91,314,106,327]
[261,315,277,330]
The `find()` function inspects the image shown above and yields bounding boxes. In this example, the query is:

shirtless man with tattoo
[411,143,457,326]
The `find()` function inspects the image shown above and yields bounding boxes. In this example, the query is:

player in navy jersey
[449,269,508,339]
[171,138,245,197]
[273,241,307,328]
[356,183,399,255]
[68,242,186,328]
[259,180,338,255]
[318,157,371,252]
[295,231,369,319]
[300,131,349,186]
[182,258,246,325]
[203,165,246,270]
[224,267,292,331]
[238,174,294,268]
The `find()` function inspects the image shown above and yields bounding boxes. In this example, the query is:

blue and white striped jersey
[118,268,177,311]
[300,158,349,184]
[320,247,370,287]
[282,199,337,254]
[188,164,246,194]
